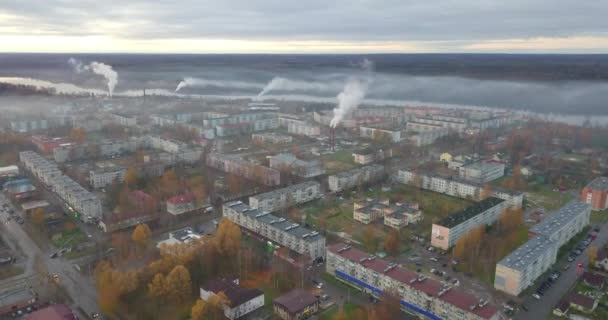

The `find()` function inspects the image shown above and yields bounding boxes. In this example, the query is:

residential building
[31,135,73,153]
[431,197,507,250]
[223,201,326,261]
[273,289,320,320]
[397,169,523,209]
[495,201,590,295]
[145,135,188,153]
[0,165,19,178]
[360,125,403,142]
[326,243,500,320]
[405,122,450,146]
[566,293,597,313]
[167,193,206,216]
[20,151,101,222]
[581,271,605,290]
[108,112,137,127]
[25,304,78,320]
[252,132,293,145]
[157,228,202,248]
[286,119,321,137]
[595,250,608,271]
[352,147,392,165]
[99,210,156,233]
[200,279,264,320]
[353,198,421,228]
[458,160,505,184]
[328,164,384,193]
[89,164,126,189]
[414,116,468,133]
[249,181,321,213]
[529,200,591,248]
[207,153,281,186]
[269,153,325,178]
[3,178,37,200]
[10,119,48,133]
[581,176,608,211]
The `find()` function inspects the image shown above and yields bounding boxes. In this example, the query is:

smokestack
[68,58,118,97]
[329,59,374,128]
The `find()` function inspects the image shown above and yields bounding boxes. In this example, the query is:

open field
[525,184,574,211]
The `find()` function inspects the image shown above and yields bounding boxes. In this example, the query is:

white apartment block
[269,153,325,178]
[414,116,468,133]
[89,166,126,189]
[20,151,102,222]
[431,197,508,250]
[328,164,385,193]
[326,244,500,320]
[495,200,591,296]
[207,153,281,186]
[249,181,321,213]
[252,132,293,145]
[458,161,505,184]
[359,126,403,142]
[287,120,321,137]
[409,128,450,147]
[223,201,326,261]
[397,169,523,209]
[10,119,48,133]
[353,198,422,228]
[145,136,188,153]
[109,113,137,127]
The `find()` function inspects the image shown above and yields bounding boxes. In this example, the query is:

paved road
[0,194,99,318]
[515,223,608,320]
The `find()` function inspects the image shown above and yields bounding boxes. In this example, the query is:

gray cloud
[1,0,607,46]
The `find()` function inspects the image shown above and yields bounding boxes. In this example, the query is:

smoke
[0,77,108,96]
[330,59,374,128]
[257,77,339,98]
[175,77,262,92]
[68,58,118,96]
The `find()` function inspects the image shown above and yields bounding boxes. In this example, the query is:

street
[515,222,608,320]
[0,193,99,318]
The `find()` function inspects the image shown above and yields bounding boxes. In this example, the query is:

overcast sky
[1,0,607,53]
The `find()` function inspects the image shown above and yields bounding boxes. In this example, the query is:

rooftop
[25,304,77,320]
[331,164,384,179]
[586,176,608,191]
[250,181,319,202]
[202,279,263,308]
[530,200,590,238]
[167,193,195,205]
[436,197,504,228]
[273,289,318,314]
[497,235,556,271]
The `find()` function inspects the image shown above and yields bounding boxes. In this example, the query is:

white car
[532,293,541,300]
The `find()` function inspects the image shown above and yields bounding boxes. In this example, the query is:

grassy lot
[51,228,87,248]
[320,302,364,320]
[590,209,608,224]
[0,265,24,280]
[525,184,574,211]
[321,150,357,175]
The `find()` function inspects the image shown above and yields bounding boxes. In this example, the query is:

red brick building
[31,135,73,154]
[581,177,608,211]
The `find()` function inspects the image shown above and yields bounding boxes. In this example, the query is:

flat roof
[586,176,608,191]
[250,181,319,202]
[331,164,384,179]
[497,235,556,271]
[530,200,590,237]
[436,197,504,228]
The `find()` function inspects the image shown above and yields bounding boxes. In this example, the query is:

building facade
[89,166,126,189]
[326,244,500,320]
[207,153,281,186]
[328,164,385,193]
[249,181,321,213]
[200,279,264,320]
[458,161,505,184]
[269,153,325,178]
[223,201,326,261]
[273,289,320,320]
[581,177,608,211]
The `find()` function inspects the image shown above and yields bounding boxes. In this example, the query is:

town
[1,97,608,320]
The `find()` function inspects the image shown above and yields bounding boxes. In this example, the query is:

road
[0,193,99,318]
[515,223,608,320]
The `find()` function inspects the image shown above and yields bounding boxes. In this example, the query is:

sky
[1,0,608,53]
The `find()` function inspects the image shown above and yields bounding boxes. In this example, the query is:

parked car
[522,304,529,312]
[430,257,438,262]
[532,293,542,300]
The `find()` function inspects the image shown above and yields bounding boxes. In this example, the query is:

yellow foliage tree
[384,229,400,255]
[191,299,208,320]
[124,166,138,187]
[166,265,192,303]
[214,219,242,256]
[148,273,168,299]
[132,223,152,247]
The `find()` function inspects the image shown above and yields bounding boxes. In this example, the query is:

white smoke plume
[0,77,108,96]
[330,59,375,128]
[68,58,118,96]
[257,77,339,98]
[175,77,262,92]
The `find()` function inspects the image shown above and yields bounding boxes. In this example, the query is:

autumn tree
[94,261,139,315]
[132,223,152,249]
[214,219,242,256]
[588,245,599,266]
[124,166,138,187]
[31,208,45,230]
[70,127,87,144]
[161,169,180,197]
[166,265,192,303]
[191,299,208,320]
[226,173,243,195]
[332,308,348,320]
[207,291,230,320]
[148,273,169,299]
[384,229,400,255]
[362,225,377,252]
[480,184,493,200]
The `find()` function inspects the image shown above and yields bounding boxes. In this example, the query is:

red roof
[167,193,195,205]
[567,292,595,310]
[327,243,498,319]
[130,190,152,202]
[582,271,605,288]
[26,304,77,320]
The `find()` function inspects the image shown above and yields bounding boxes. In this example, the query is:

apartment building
[494,201,590,295]
[252,132,293,145]
[328,164,385,193]
[414,116,468,133]
[207,153,281,186]
[269,153,325,178]
[200,279,264,320]
[529,200,591,248]
[89,165,126,189]
[10,119,48,133]
[431,197,507,250]
[326,244,500,320]
[249,181,321,213]
[405,122,450,146]
[20,151,102,222]
[223,201,326,261]
[359,125,403,142]
[31,135,73,154]
[397,169,523,209]
[286,120,321,137]
[108,112,137,127]
[581,177,608,211]
[458,161,505,184]
[353,198,421,227]
[145,136,188,153]
[166,193,206,216]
